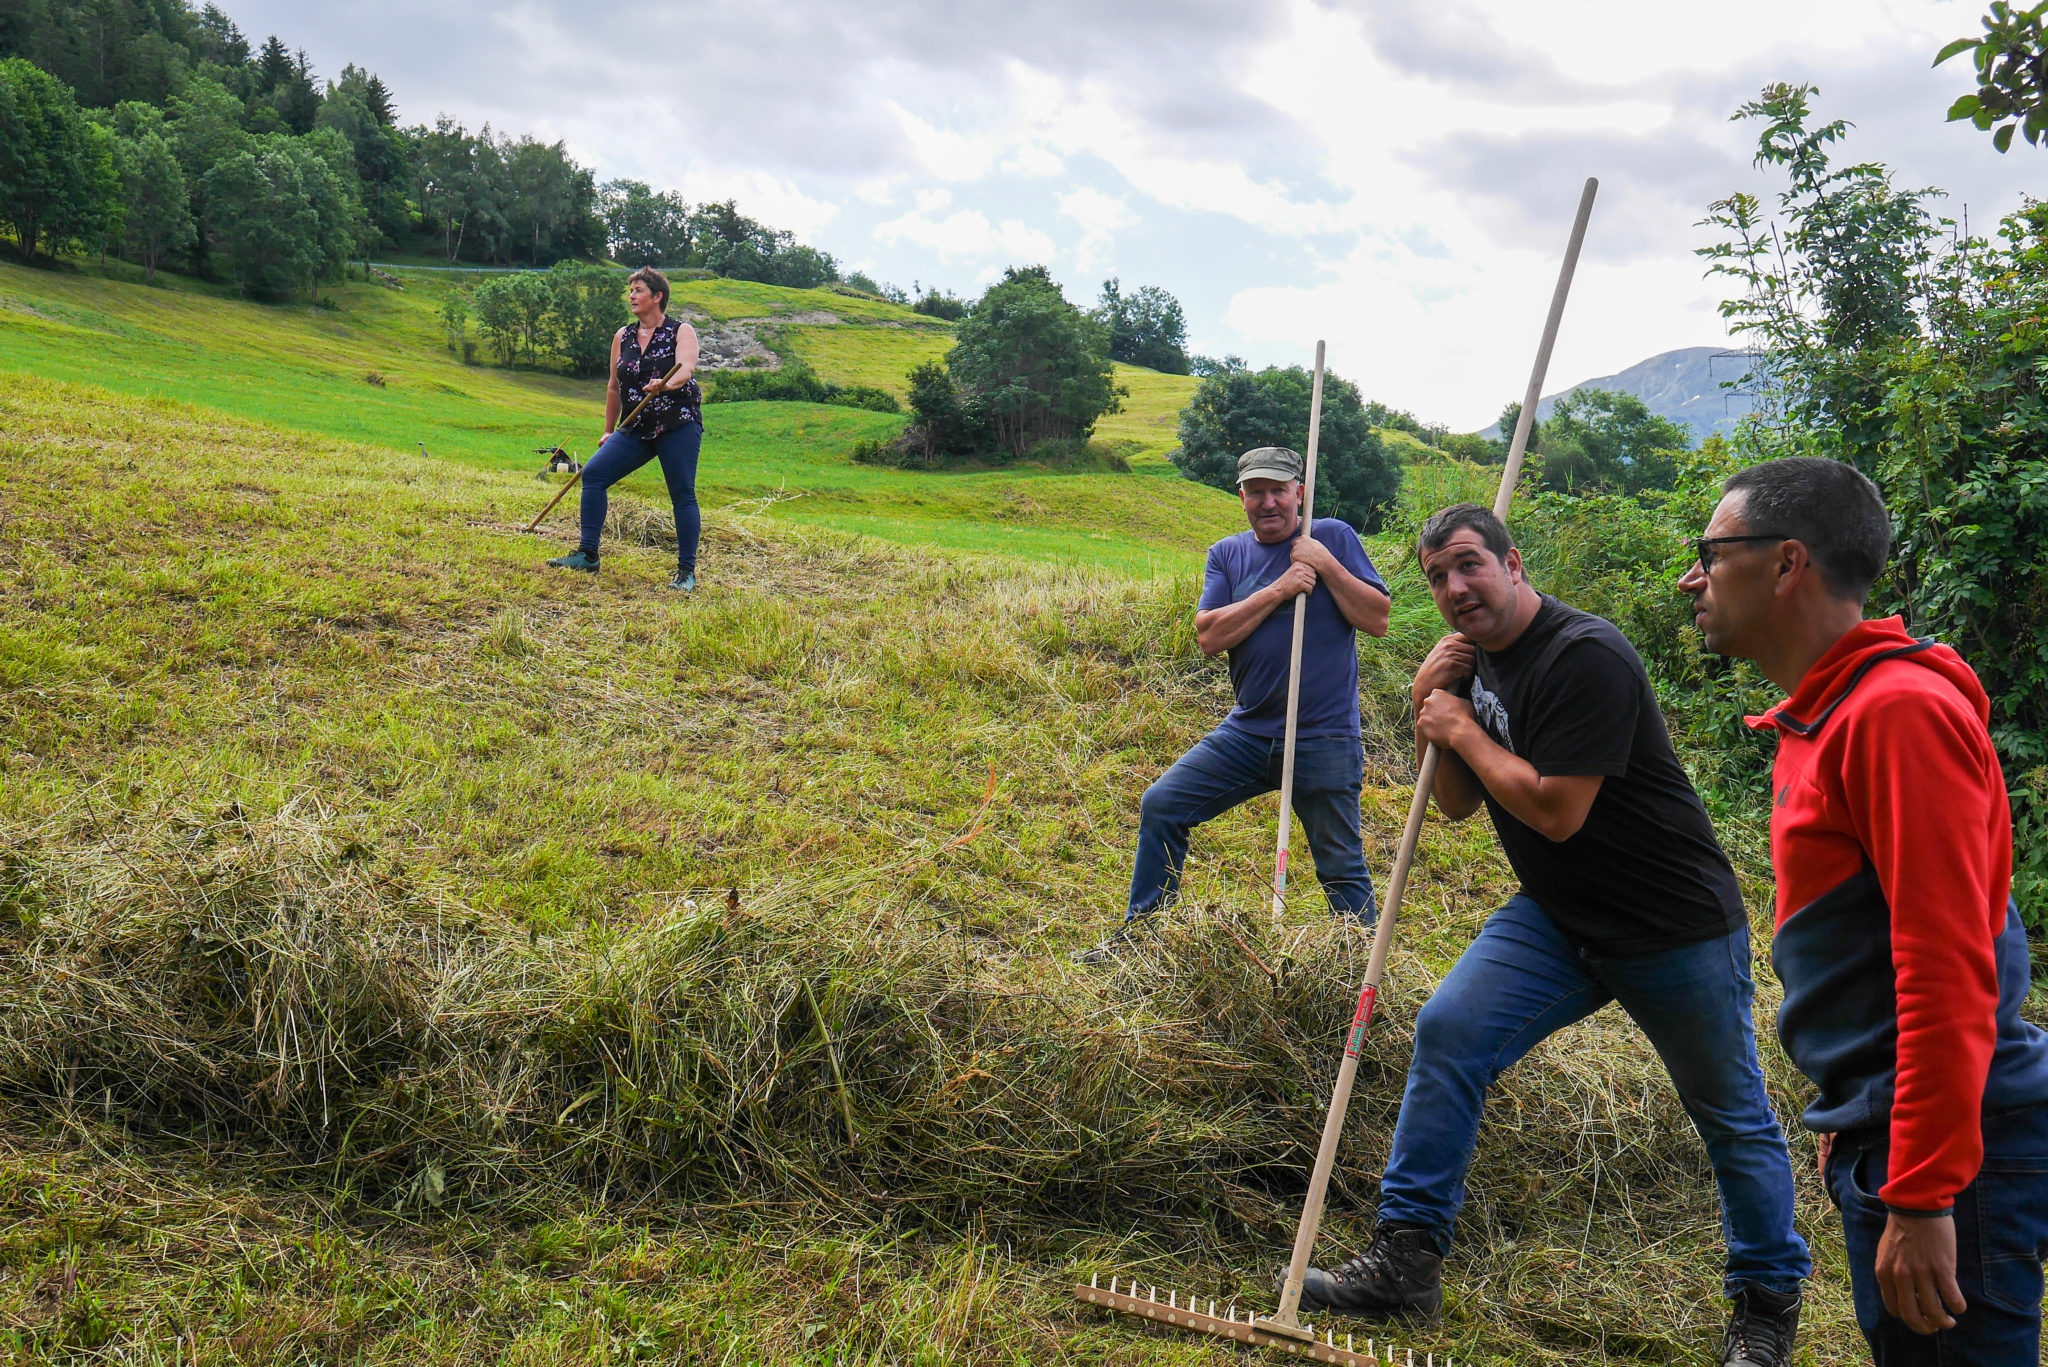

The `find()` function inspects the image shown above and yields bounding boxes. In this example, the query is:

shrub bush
[705,363,900,413]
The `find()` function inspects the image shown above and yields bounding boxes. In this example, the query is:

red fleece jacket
[1749,617,2012,1212]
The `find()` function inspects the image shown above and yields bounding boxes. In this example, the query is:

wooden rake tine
[1264,176,1598,1337]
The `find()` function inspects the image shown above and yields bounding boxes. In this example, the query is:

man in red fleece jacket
[1682,456,2048,1363]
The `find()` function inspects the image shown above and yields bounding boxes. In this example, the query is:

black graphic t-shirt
[1468,595,1744,954]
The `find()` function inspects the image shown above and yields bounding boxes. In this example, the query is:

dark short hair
[1722,458,1891,602]
[1419,503,1514,563]
[627,266,670,311]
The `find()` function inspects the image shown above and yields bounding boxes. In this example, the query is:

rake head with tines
[1072,1275,1443,1366]
[1072,176,1598,1367]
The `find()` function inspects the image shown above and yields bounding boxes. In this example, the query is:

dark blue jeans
[578,420,703,571]
[1378,894,1810,1297]
[1828,1102,2048,1363]
[1127,723,1377,922]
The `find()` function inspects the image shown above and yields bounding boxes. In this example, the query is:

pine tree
[363,74,395,127]
[255,35,292,94]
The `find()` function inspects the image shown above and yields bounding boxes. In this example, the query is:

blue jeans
[1829,1102,2048,1363]
[579,420,703,571]
[1378,894,1810,1297]
[1127,723,1377,922]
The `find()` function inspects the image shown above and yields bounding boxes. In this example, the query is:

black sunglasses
[1691,533,1789,572]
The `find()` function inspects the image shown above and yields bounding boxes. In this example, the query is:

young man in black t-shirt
[1295,505,1811,1367]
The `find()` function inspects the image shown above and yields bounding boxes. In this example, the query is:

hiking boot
[1069,917,1154,965]
[1721,1284,1800,1366]
[547,549,599,573]
[668,570,697,593]
[1288,1223,1443,1319]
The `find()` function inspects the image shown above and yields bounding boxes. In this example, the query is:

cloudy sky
[234,0,2036,429]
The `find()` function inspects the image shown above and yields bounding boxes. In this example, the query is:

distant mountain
[1480,346,1757,445]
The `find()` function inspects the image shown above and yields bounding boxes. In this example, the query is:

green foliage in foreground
[0,374,1871,1364]
[1173,361,1402,533]
[1937,0,2048,152]
[1705,83,2048,925]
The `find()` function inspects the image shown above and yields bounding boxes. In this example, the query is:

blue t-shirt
[1198,519,1389,740]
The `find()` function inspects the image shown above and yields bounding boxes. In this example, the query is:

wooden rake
[1075,176,1598,1364]
[520,358,686,534]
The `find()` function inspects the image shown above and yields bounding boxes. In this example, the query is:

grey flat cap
[1236,446,1304,484]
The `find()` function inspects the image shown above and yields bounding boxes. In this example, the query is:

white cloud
[1057,187,1138,274]
[874,207,1058,264]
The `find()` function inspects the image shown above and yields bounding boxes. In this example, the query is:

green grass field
[0,259,1237,573]
[0,259,1879,1364]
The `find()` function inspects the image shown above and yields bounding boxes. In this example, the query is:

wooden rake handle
[521,359,687,534]
[1267,176,1599,1333]
[1270,340,1329,926]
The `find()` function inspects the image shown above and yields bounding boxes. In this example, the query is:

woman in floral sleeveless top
[547,266,707,590]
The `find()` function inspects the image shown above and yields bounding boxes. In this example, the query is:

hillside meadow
[0,259,1232,573]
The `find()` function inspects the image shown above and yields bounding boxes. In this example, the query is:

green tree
[1095,278,1190,373]
[1533,388,1689,494]
[903,359,988,457]
[506,135,598,266]
[410,115,475,262]
[947,265,1122,459]
[1171,360,1401,532]
[473,269,551,364]
[115,125,190,281]
[0,57,120,262]
[1703,82,2048,926]
[1938,1,2048,151]
[0,0,195,108]
[543,260,626,376]
[602,178,690,264]
[201,141,324,299]
[316,68,410,246]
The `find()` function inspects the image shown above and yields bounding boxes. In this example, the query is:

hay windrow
[0,801,1742,1254]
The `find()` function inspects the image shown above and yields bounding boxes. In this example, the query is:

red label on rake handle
[1343,986,1378,1058]
[1275,848,1289,879]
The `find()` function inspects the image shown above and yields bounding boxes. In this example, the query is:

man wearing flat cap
[1074,447,1392,963]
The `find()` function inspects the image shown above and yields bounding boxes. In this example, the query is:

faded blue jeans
[1829,1101,2048,1363]
[578,419,703,572]
[1378,894,1810,1297]
[1127,723,1378,923]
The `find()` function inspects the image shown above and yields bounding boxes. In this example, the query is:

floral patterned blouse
[617,316,702,439]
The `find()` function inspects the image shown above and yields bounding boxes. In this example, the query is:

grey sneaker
[669,571,697,592]
[1070,918,1154,965]
[1289,1223,1443,1319]
[1721,1285,1800,1366]
[547,549,599,573]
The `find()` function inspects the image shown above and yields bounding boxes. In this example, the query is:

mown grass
[0,374,1872,1364]
[0,259,1237,573]
[774,324,955,399]
[1095,368,1203,469]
